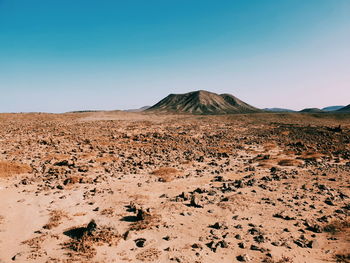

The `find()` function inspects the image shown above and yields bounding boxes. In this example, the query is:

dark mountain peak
[336,104,350,112]
[146,90,261,115]
[322,105,345,112]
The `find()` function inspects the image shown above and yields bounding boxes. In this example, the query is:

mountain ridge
[336,104,350,112]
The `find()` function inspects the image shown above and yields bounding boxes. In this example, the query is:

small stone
[235,234,242,240]
[237,254,250,262]
[238,242,245,248]
[210,222,222,229]
[86,220,97,234]
[217,240,228,248]
[135,238,146,247]
[308,240,320,249]
[190,194,203,208]
[192,243,202,249]
[123,230,130,240]
[250,244,260,251]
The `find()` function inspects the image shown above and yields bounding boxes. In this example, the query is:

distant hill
[322,106,345,111]
[68,110,102,113]
[146,90,262,115]
[125,106,150,112]
[299,108,325,113]
[264,108,295,112]
[336,104,350,113]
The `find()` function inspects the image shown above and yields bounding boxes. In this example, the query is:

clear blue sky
[0,0,349,112]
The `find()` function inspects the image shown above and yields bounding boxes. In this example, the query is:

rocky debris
[304,220,322,233]
[1,112,350,262]
[294,235,315,248]
[206,240,228,252]
[209,222,227,230]
[273,212,296,221]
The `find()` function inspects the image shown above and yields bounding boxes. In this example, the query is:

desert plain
[0,111,349,263]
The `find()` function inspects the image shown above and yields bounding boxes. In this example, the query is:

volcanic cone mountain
[146,90,262,114]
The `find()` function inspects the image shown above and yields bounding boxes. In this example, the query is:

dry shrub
[217,194,251,212]
[80,153,95,160]
[135,248,161,261]
[100,207,115,217]
[22,234,46,249]
[22,234,47,259]
[62,225,120,259]
[43,210,69,230]
[277,159,303,167]
[63,176,82,186]
[258,161,275,168]
[0,160,31,178]
[323,219,350,234]
[73,212,86,217]
[151,167,180,182]
[298,152,324,161]
[43,154,70,162]
[215,145,233,154]
[263,142,277,151]
[335,253,350,263]
[95,156,118,163]
[280,131,290,136]
[263,256,294,263]
[129,212,162,231]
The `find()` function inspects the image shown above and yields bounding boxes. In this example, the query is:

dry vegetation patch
[129,212,162,231]
[43,210,69,230]
[277,158,303,167]
[263,256,294,263]
[323,218,350,235]
[63,176,83,186]
[62,221,120,259]
[0,160,31,178]
[22,234,47,260]
[135,248,161,261]
[335,253,350,263]
[151,167,180,182]
[298,152,325,162]
[100,207,115,217]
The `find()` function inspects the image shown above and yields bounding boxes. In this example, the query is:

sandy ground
[0,112,349,263]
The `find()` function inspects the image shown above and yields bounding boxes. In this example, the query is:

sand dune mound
[146,90,261,114]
